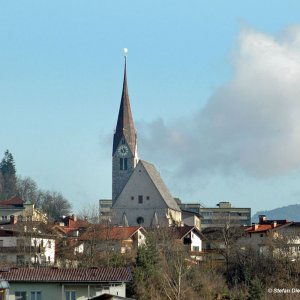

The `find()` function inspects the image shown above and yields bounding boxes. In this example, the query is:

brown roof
[0,195,24,206]
[170,226,202,240]
[80,226,143,241]
[113,58,137,155]
[0,267,132,282]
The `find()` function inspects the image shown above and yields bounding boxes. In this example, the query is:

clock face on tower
[117,144,129,156]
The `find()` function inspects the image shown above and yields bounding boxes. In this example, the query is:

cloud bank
[139,27,300,178]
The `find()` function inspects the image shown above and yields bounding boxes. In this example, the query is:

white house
[0,223,55,266]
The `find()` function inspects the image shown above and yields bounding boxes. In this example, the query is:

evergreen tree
[248,277,264,300]
[0,150,17,198]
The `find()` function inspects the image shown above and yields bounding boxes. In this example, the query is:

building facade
[180,201,251,229]
[110,57,182,227]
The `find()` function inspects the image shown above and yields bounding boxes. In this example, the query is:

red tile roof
[0,196,23,206]
[80,226,143,241]
[245,222,291,233]
[0,267,132,282]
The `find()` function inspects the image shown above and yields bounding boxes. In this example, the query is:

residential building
[0,267,132,300]
[0,196,47,224]
[80,226,146,254]
[172,226,203,258]
[0,222,55,267]
[180,201,251,229]
[239,215,300,258]
[50,215,90,267]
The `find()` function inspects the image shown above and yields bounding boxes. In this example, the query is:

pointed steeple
[113,55,137,155]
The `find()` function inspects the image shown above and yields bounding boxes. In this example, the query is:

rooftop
[0,267,132,283]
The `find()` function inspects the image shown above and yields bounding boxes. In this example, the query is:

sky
[1,1,300,216]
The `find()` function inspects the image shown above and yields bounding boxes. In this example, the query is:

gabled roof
[171,226,202,240]
[0,267,132,282]
[0,196,24,206]
[80,226,145,241]
[139,160,181,211]
[113,57,137,155]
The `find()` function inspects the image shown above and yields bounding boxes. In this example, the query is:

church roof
[113,57,137,155]
[139,160,181,212]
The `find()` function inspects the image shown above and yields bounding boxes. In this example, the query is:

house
[239,215,300,258]
[50,215,90,267]
[0,267,132,300]
[0,196,47,224]
[80,226,146,254]
[0,221,56,267]
[171,226,203,261]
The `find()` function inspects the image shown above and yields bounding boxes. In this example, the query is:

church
[110,54,182,227]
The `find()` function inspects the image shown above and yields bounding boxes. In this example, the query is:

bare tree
[16,176,39,204]
[38,190,72,221]
[77,203,99,224]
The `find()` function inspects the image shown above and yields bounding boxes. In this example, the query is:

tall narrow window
[138,195,143,204]
[120,158,128,170]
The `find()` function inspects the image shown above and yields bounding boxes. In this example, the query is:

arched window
[137,217,144,225]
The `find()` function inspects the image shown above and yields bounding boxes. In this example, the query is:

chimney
[259,215,267,224]
[252,224,259,231]
[72,214,77,222]
[272,221,277,228]
[10,215,17,224]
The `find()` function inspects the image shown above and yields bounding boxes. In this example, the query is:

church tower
[112,54,138,205]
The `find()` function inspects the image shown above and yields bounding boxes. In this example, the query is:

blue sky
[1,1,300,216]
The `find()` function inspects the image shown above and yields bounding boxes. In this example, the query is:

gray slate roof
[140,160,181,212]
[0,267,132,282]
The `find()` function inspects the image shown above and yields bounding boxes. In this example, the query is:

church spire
[113,51,137,156]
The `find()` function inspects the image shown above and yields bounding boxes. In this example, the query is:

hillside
[252,204,300,223]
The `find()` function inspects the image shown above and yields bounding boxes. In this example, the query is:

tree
[77,203,100,224]
[38,190,72,221]
[16,176,39,204]
[0,171,4,195]
[0,150,17,198]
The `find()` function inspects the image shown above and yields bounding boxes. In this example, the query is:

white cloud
[139,27,300,178]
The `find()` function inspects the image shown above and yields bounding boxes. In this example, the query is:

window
[138,195,143,204]
[17,255,25,265]
[15,291,26,300]
[65,291,76,300]
[137,217,144,225]
[260,234,264,237]
[146,196,150,200]
[119,158,128,170]
[0,240,3,247]
[193,246,200,252]
[131,196,134,200]
[31,291,41,300]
